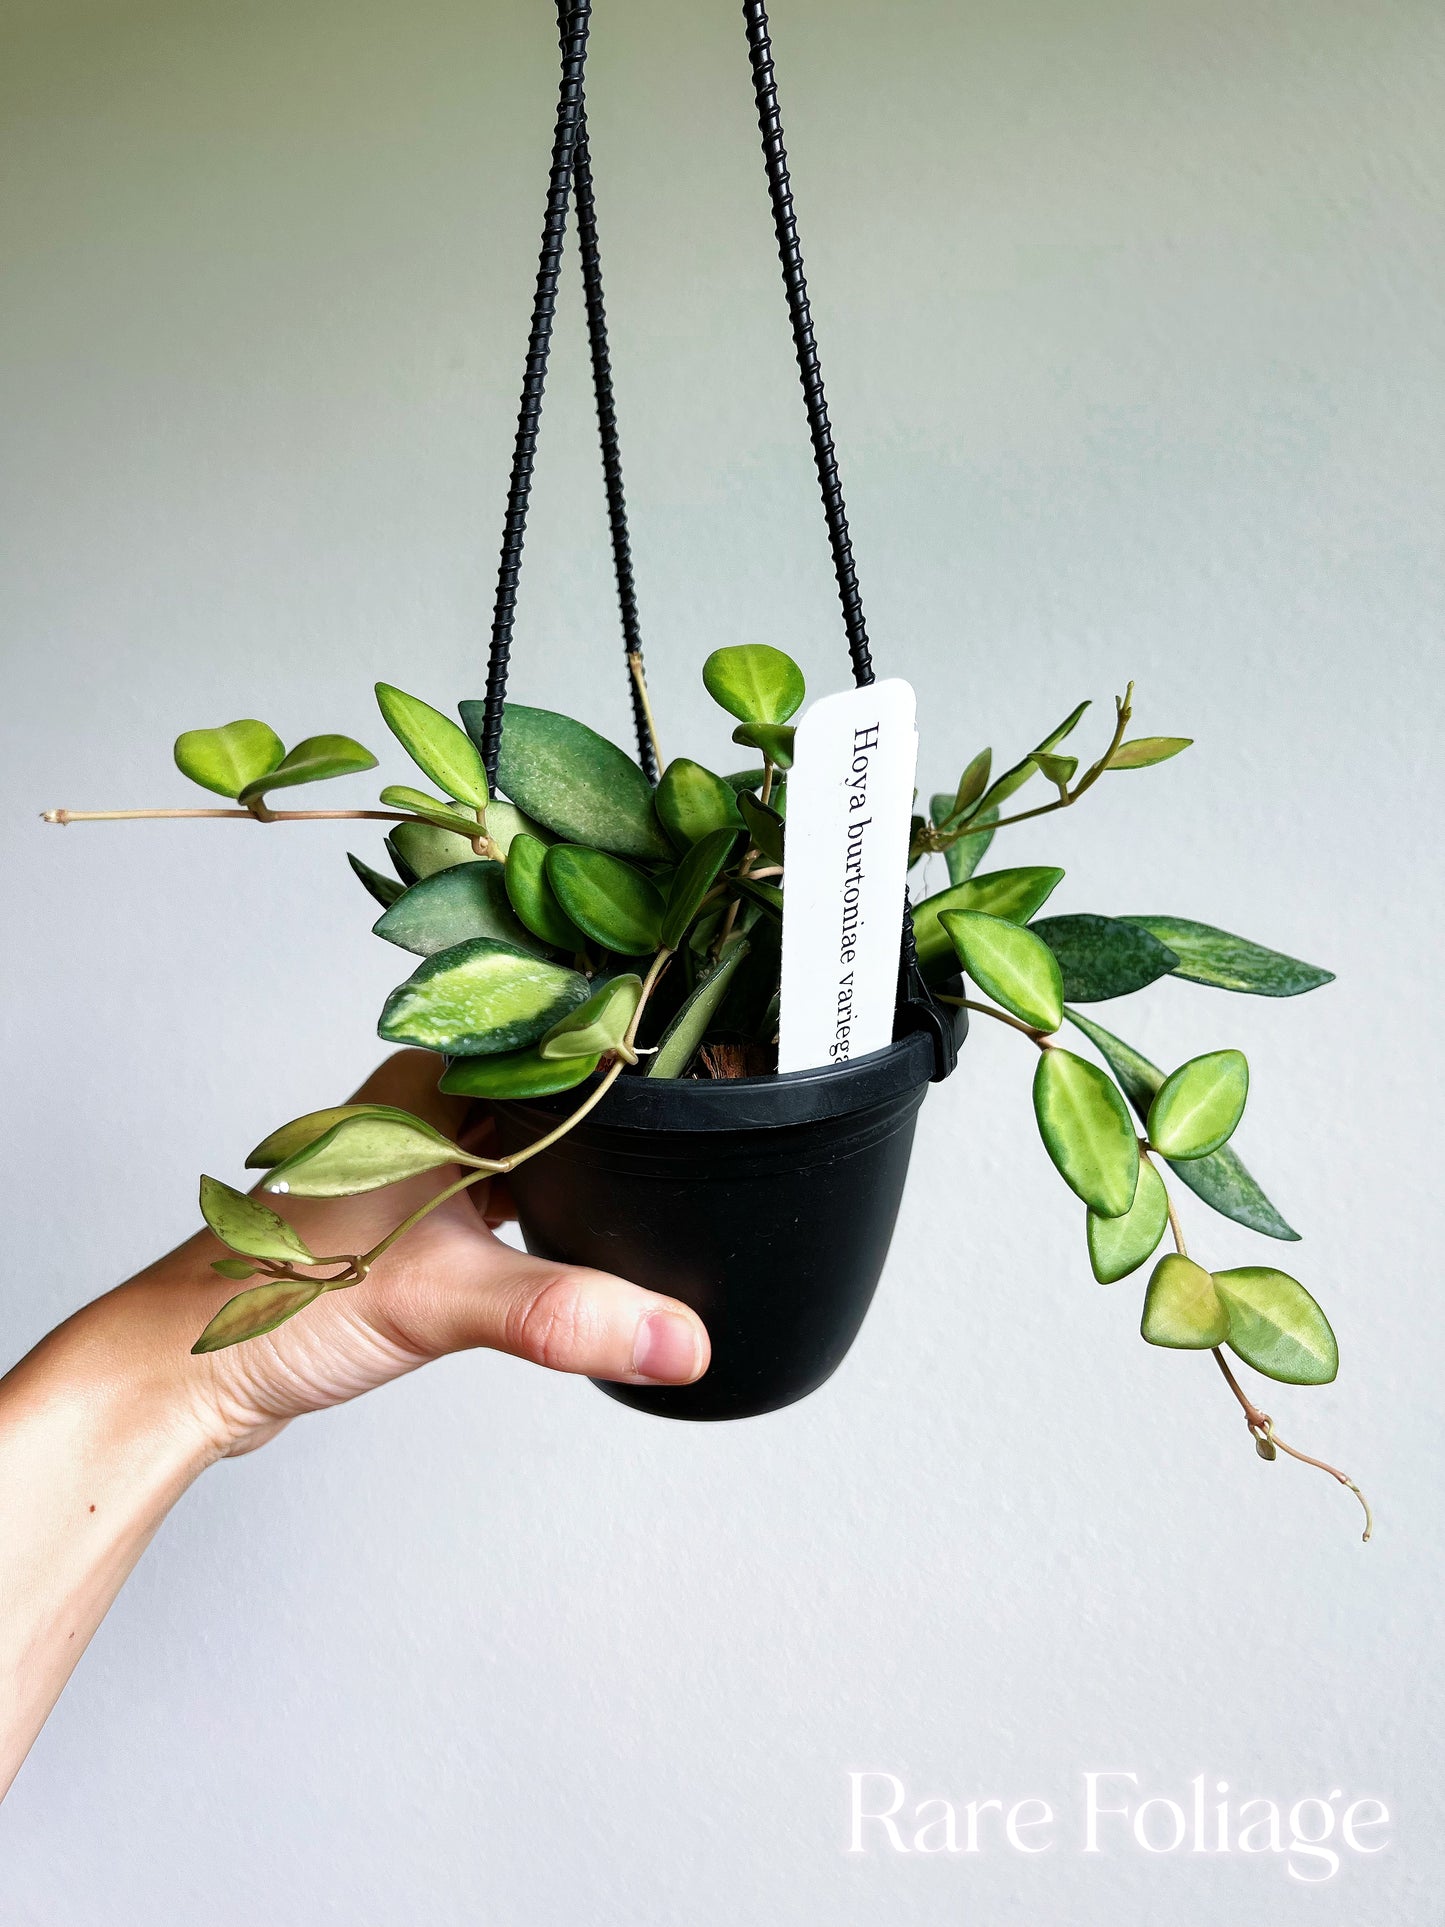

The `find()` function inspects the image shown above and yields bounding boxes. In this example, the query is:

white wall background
[2,0,1441,1920]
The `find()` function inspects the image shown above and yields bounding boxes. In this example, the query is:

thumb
[382,1239,710,1387]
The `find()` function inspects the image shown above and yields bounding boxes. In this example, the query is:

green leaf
[940,910,1063,1032]
[731,722,796,768]
[192,1279,329,1354]
[655,758,745,850]
[236,734,377,803]
[1034,751,1078,789]
[662,827,742,950]
[504,833,587,952]
[439,1047,600,1100]
[387,820,479,881]
[1147,1049,1249,1159]
[929,796,996,885]
[1032,1048,1140,1217]
[379,939,589,1056]
[1140,1254,1230,1348]
[731,875,783,919]
[348,852,405,909]
[211,1258,259,1280]
[174,720,284,800]
[702,644,806,725]
[464,702,669,861]
[1063,1009,1299,1240]
[379,786,485,838]
[375,682,490,808]
[482,799,551,859]
[1029,913,1180,1002]
[737,792,785,864]
[648,940,751,1077]
[1087,1157,1170,1283]
[199,1175,316,1263]
[546,845,665,956]
[539,973,643,1060]
[259,1111,480,1199]
[1119,915,1334,997]
[246,1103,422,1168]
[912,866,1065,979]
[373,861,539,958]
[971,701,1091,817]
[1213,1267,1339,1385]
[1108,737,1192,770]
[937,749,992,827]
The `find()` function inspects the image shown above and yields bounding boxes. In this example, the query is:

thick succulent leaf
[546,845,665,956]
[439,1047,600,1099]
[941,909,1063,1032]
[662,828,741,951]
[348,852,405,909]
[738,792,785,865]
[1120,915,1334,998]
[504,833,586,951]
[655,758,744,850]
[379,939,590,1056]
[1087,1157,1170,1283]
[1064,1008,1299,1239]
[373,861,539,958]
[936,749,992,827]
[1213,1267,1338,1384]
[387,820,479,881]
[1032,1048,1139,1217]
[375,682,489,808]
[647,940,751,1077]
[1030,913,1179,1003]
[174,720,284,800]
[1140,1254,1229,1348]
[199,1175,315,1263]
[237,734,377,802]
[247,1103,429,1168]
[465,702,669,860]
[483,800,550,858]
[259,1111,479,1198]
[1108,737,1192,770]
[1147,1049,1249,1159]
[192,1279,329,1354]
[539,974,643,1060]
[731,722,795,768]
[379,786,485,837]
[702,644,805,725]
[913,866,1065,979]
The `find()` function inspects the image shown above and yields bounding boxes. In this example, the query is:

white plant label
[777,678,919,1075]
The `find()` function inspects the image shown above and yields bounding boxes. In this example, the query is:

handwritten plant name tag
[778,679,919,1075]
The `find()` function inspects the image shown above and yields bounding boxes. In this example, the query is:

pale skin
[0,1049,710,1800]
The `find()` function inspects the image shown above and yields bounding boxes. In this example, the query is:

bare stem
[45,807,417,826]
[935,993,1054,1048]
[628,652,665,773]
[1211,1349,1373,1543]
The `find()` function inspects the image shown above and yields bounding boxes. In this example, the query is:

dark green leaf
[732,875,783,919]
[1029,913,1179,1002]
[199,1175,315,1263]
[1214,1267,1338,1384]
[1087,1157,1170,1282]
[348,852,405,909]
[913,866,1065,980]
[464,702,669,860]
[648,940,751,1077]
[1120,915,1334,997]
[236,734,377,803]
[439,1046,600,1099]
[655,758,744,850]
[546,845,666,955]
[192,1279,329,1354]
[702,644,806,725]
[375,682,489,808]
[379,786,485,837]
[738,792,785,864]
[379,939,590,1056]
[373,861,539,958]
[1108,737,1192,770]
[941,910,1063,1032]
[731,722,795,768]
[1140,1254,1229,1348]
[1032,1048,1140,1217]
[1147,1049,1249,1159]
[174,720,283,800]
[539,974,643,1060]
[505,833,587,951]
[662,828,741,951]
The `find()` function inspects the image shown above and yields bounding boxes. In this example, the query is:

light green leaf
[655,758,744,850]
[199,1175,316,1263]
[379,939,590,1056]
[702,644,806,725]
[375,682,490,808]
[482,800,550,859]
[912,866,1065,979]
[236,734,377,803]
[647,940,751,1078]
[1213,1267,1339,1385]
[1032,1048,1140,1217]
[192,1279,329,1354]
[246,1103,424,1168]
[1064,1008,1299,1240]
[546,845,665,956]
[260,1111,482,1199]
[1087,1157,1170,1283]
[1034,751,1078,789]
[738,792,785,864]
[439,1047,600,1099]
[348,852,405,909]
[211,1258,259,1280]
[929,795,995,885]
[941,909,1063,1032]
[937,749,992,827]
[1108,736,1192,770]
[1120,915,1334,998]
[463,702,669,861]
[373,861,539,958]
[1147,1049,1249,1159]
[1140,1254,1229,1348]
[731,722,795,768]
[387,820,479,881]
[539,974,643,1060]
[662,828,741,951]
[1030,914,1179,1002]
[971,700,1091,817]
[379,786,485,838]
[174,720,284,800]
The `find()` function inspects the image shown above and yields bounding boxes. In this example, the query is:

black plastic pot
[490,1016,963,1422]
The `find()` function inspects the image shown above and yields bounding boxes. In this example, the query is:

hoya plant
[45,645,1366,1534]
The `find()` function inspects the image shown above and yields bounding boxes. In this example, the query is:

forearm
[0,1280,218,1798]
